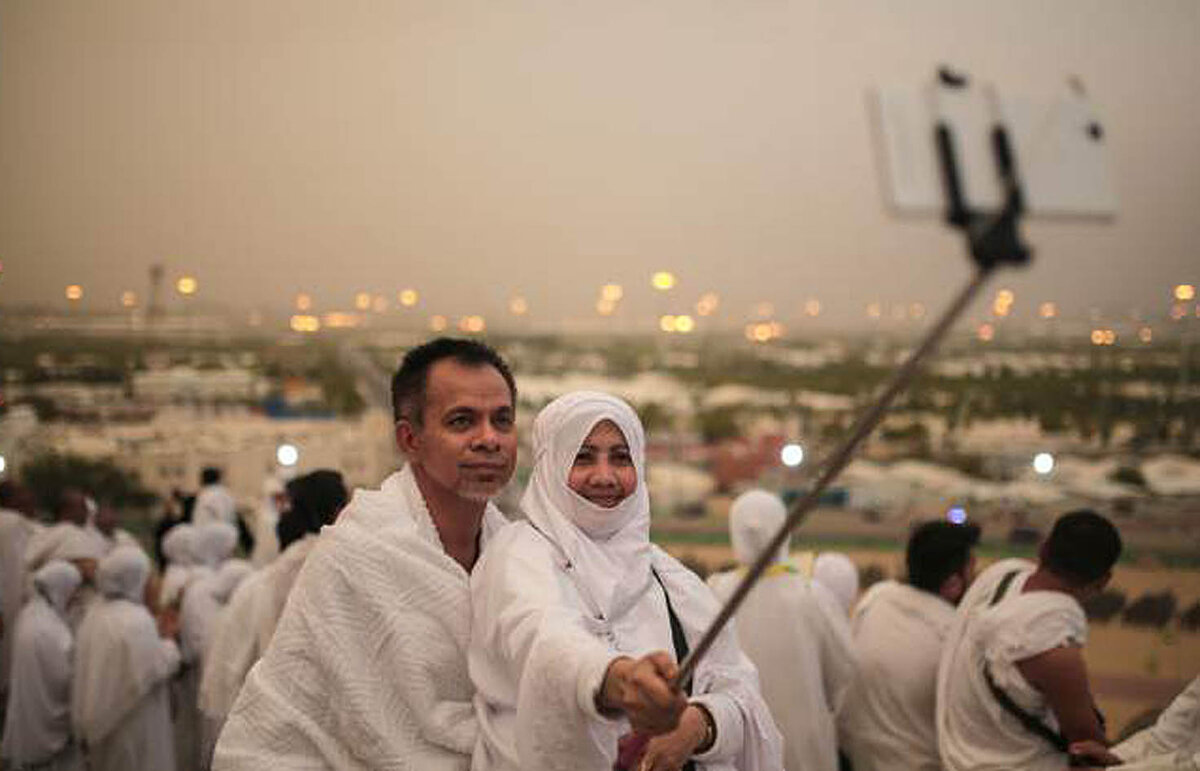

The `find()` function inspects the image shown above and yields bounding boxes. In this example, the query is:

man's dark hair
[390,337,516,426]
[277,470,349,550]
[0,480,19,508]
[201,467,222,485]
[907,520,982,594]
[1043,509,1122,585]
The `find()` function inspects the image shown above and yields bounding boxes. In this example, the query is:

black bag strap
[650,568,698,771]
[981,568,1106,760]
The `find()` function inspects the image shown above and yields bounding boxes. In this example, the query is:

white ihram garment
[937,559,1087,771]
[1,561,84,771]
[708,489,855,771]
[213,464,506,771]
[1113,676,1200,770]
[1,507,38,704]
[470,392,781,771]
[72,547,180,771]
[837,580,955,771]
[160,524,199,608]
[193,484,238,528]
[250,477,285,568]
[199,537,316,726]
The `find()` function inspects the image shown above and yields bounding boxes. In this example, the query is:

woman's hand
[638,704,709,771]
[598,652,687,735]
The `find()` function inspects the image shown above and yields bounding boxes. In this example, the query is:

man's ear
[395,419,419,456]
[940,572,966,604]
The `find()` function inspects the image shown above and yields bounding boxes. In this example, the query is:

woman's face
[567,419,637,509]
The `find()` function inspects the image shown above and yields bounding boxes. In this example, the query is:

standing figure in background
[1,561,84,771]
[709,489,856,771]
[73,546,180,771]
[838,520,980,771]
[23,489,108,630]
[1,480,42,729]
[92,502,143,555]
[937,510,1123,771]
[812,552,860,618]
[192,468,237,529]
[249,477,287,568]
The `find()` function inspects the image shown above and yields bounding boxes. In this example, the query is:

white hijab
[35,560,84,617]
[74,546,179,746]
[192,522,239,568]
[729,489,789,566]
[813,552,859,615]
[520,391,652,621]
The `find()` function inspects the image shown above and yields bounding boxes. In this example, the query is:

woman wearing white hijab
[1,561,85,771]
[160,524,199,608]
[708,490,856,771]
[470,391,781,771]
[73,546,180,771]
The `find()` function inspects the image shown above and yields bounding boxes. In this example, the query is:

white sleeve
[1114,678,1200,763]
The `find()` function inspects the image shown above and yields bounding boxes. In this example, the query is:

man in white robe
[23,489,108,631]
[249,476,287,568]
[937,510,1123,771]
[214,338,519,771]
[708,489,855,771]
[193,467,238,528]
[72,546,180,771]
[838,520,980,771]
[1,480,41,723]
[159,523,199,609]
[1,561,84,771]
[198,470,348,751]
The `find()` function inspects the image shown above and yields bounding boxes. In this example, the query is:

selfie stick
[672,66,1031,691]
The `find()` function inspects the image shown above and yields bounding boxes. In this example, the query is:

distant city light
[601,284,624,302]
[1175,284,1196,302]
[65,284,83,301]
[866,302,882,320]
[651,271,676,291]
[745,321,783,343]
[696,292,720,316]
[674,315,696,334]
[429,315,448,332]
[1033,452,1055,475]
[659,315,678,333]
[276,444,299,467]
[509,296,528,316]
[996,289,1015,304]
[289,314,321,333]
[977,323,995,342]
[399,289,419,307]
[1090,328,1116,346]
[780,443,805,468]
[458,315,486,334]
[120,290,137,308]
[1039,301,1058,319]
[947,506,968,524]
[596,298,616,316]
[354,292,371,310]
[0,454,7,475]
[176,276,197,296]
[804,299,822,317]
[323,312,363,329]
[1138,326,1153,344]
[295,293,312,311]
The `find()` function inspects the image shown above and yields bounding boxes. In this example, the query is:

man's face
[59,490,89,526]
[397,359,517,503]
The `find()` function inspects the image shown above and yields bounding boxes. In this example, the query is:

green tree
[20,453,158,513]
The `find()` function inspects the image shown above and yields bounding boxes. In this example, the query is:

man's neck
[410,464,487,572]
[1023,567,1081,600]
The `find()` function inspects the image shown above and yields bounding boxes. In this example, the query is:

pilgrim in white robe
[193,483,238,528]
[937,558,1088,771]
[24,522,108,631]
[175,524,240,771]
[470,392,782,771]
[199,536,316,736]
[708,490,855,771]
[213,464,506,771]
[812,552,860,617]
[1,561,84,771]
[1,505,39,709]
[249,477,285,568]
[73,546,180,771]
[837,579,956,771]
[1112,676,1200,770]
[160,524,200,609]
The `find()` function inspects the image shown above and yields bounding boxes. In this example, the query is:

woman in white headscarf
[1,561,85,771]
[470,391,781,771]
[73,546,180,771]
[708,490,856,771]
[160,524,198,609]
[812,553,860,617]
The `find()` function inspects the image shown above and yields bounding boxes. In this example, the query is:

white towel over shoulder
[213,465,506,771]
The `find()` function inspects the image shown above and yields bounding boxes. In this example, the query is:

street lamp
[276,444,299,467]
[651,272,676,291]
[780,443,804,468]
[1033,452,1055,475]
[176,276,197,296]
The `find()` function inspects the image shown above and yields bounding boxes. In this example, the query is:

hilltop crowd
[2,337,1196,771]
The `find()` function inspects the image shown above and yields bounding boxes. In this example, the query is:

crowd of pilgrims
[0,338,1197,771]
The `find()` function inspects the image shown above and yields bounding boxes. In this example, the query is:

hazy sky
[1,1,1197,330]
